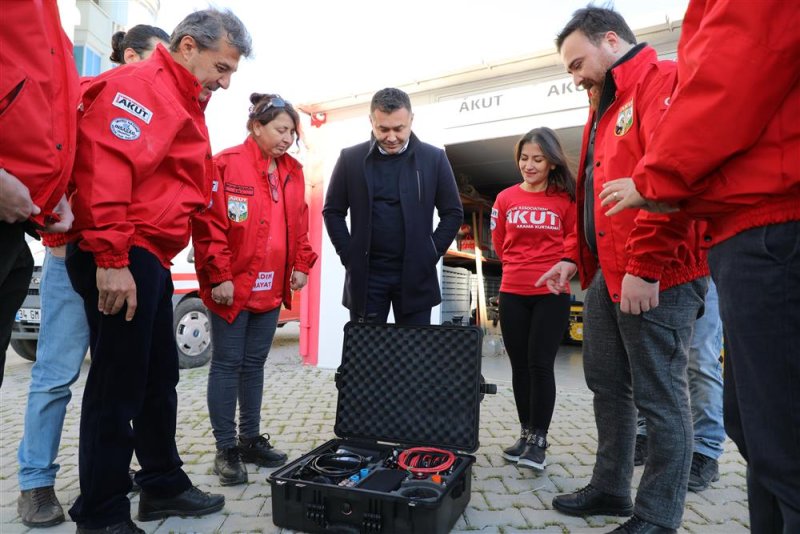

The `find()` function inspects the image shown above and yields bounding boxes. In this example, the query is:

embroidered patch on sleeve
[112,92,153,124]
[110,118,141,141]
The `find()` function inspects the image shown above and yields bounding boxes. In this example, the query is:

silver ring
[613,191,619,200]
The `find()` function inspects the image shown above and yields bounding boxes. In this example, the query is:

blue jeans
[583,271,707,529]
[18,250,90,490]
[208,308,280,450]
[637,280,724,460]
[710,221,800,534]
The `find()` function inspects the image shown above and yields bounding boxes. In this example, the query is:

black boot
[214,447,248,486]
[552,484,633,517]
[138,486,225,521]
[518,429,548,471]
[238,434,288,467]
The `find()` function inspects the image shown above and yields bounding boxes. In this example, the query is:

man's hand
[599,178,678,216]
[535,261,578,295]
[0,168,40,223]
[620,273,659,315]
[211,280,234,306]
[42,194,74,233]
[96,267,137,321]
[290,271,308,291]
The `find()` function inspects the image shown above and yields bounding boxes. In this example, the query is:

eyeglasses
[251,96,286,118]
[267,171,279,203]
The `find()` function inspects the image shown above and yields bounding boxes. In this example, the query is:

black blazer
[323,132,463,315]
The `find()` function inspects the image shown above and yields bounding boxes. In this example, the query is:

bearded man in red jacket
[602,1,800,531]
[64,9,252,534]
[538,7,709,533]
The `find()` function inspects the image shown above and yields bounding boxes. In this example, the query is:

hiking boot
[17,486,65,528]
[502,426,531,462]
[517,429,548,471]
[552,484,633,517]
[138,486,224,521]
[611,515,677,533]
[76,519,145,533]
[214,447,248,486]
[238,434,288,467]
[687,452,720,492]
[634,434,648,466]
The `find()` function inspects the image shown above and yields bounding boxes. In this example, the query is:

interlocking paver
[1,325,749,532]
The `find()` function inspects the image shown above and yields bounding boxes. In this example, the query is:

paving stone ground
[1,324,749,533]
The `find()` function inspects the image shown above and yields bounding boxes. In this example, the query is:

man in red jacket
[602,1,800,531]
[64,9,252,534]
[538,7,708,533]
[0,0,79,387]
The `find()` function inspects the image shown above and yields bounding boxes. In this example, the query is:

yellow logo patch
[614,100,634,136]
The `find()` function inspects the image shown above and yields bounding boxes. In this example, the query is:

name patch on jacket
[227,195,248,222]
[225,183,255,196]
[110,118,141,141]
[252,271,274,292]
[614,100,634,136]
[112,92,153,124]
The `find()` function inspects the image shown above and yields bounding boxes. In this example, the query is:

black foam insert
[334,322,483,453]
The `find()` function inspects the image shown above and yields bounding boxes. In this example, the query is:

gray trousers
[583,270,707,529]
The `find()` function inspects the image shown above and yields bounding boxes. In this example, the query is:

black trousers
[710,222,800,534]
[350,268,432,325]
[498,291,570,432]
[0,222,33,387]
[66,245,191,528]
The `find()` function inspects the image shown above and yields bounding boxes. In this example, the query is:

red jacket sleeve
[291,167,318,274]
[192,158,233,285]
[623,65,688,280]
[633,0,800,203]
[72,79,179,268]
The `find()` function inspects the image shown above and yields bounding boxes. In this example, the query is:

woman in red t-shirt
[491,127,577,471]
[193,93,317,486]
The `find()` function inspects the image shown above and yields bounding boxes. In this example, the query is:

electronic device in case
[269,322,496,533]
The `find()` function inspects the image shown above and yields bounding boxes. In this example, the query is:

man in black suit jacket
[323,87,463,325]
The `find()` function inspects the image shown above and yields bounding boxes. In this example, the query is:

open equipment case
[269,322,496,533]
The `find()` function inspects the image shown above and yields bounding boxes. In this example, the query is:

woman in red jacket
[491,127,577,471]
[193,93,317,486]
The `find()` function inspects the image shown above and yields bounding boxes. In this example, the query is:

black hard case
[269,322,491,533]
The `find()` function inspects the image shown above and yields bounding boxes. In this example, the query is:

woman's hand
[211,280,234,306]
[290,271,308,291]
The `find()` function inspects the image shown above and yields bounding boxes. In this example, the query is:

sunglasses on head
[253,96,286,117]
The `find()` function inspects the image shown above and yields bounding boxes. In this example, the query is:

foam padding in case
[334,322,483,453]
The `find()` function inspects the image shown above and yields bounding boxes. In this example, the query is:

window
[74,45,102,76]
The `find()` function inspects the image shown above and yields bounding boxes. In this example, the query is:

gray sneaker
[17,486,65,528]
[502,426,531,462]
[688,452,719,492]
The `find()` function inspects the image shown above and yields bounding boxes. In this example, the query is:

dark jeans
[208,307,280,450]
[350,268,431,325]
[583,270,707,529]
[0,222,33,387]
[709,221,800,534]
[498,291,570,432]
[66,246,191,529]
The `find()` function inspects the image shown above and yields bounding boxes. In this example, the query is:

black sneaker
[76,519,145,533]
[687,452,719,492]
[17,486,65,528]
[238,434,288,467]
[634,434,648,467]
[214,447,248,486]
[517,430,547,471]
[502,426,531,462]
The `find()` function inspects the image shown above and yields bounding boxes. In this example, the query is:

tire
[10,339,37,362]
[173,297,213,369]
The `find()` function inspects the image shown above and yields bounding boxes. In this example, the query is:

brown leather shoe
[17,487,65,528]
